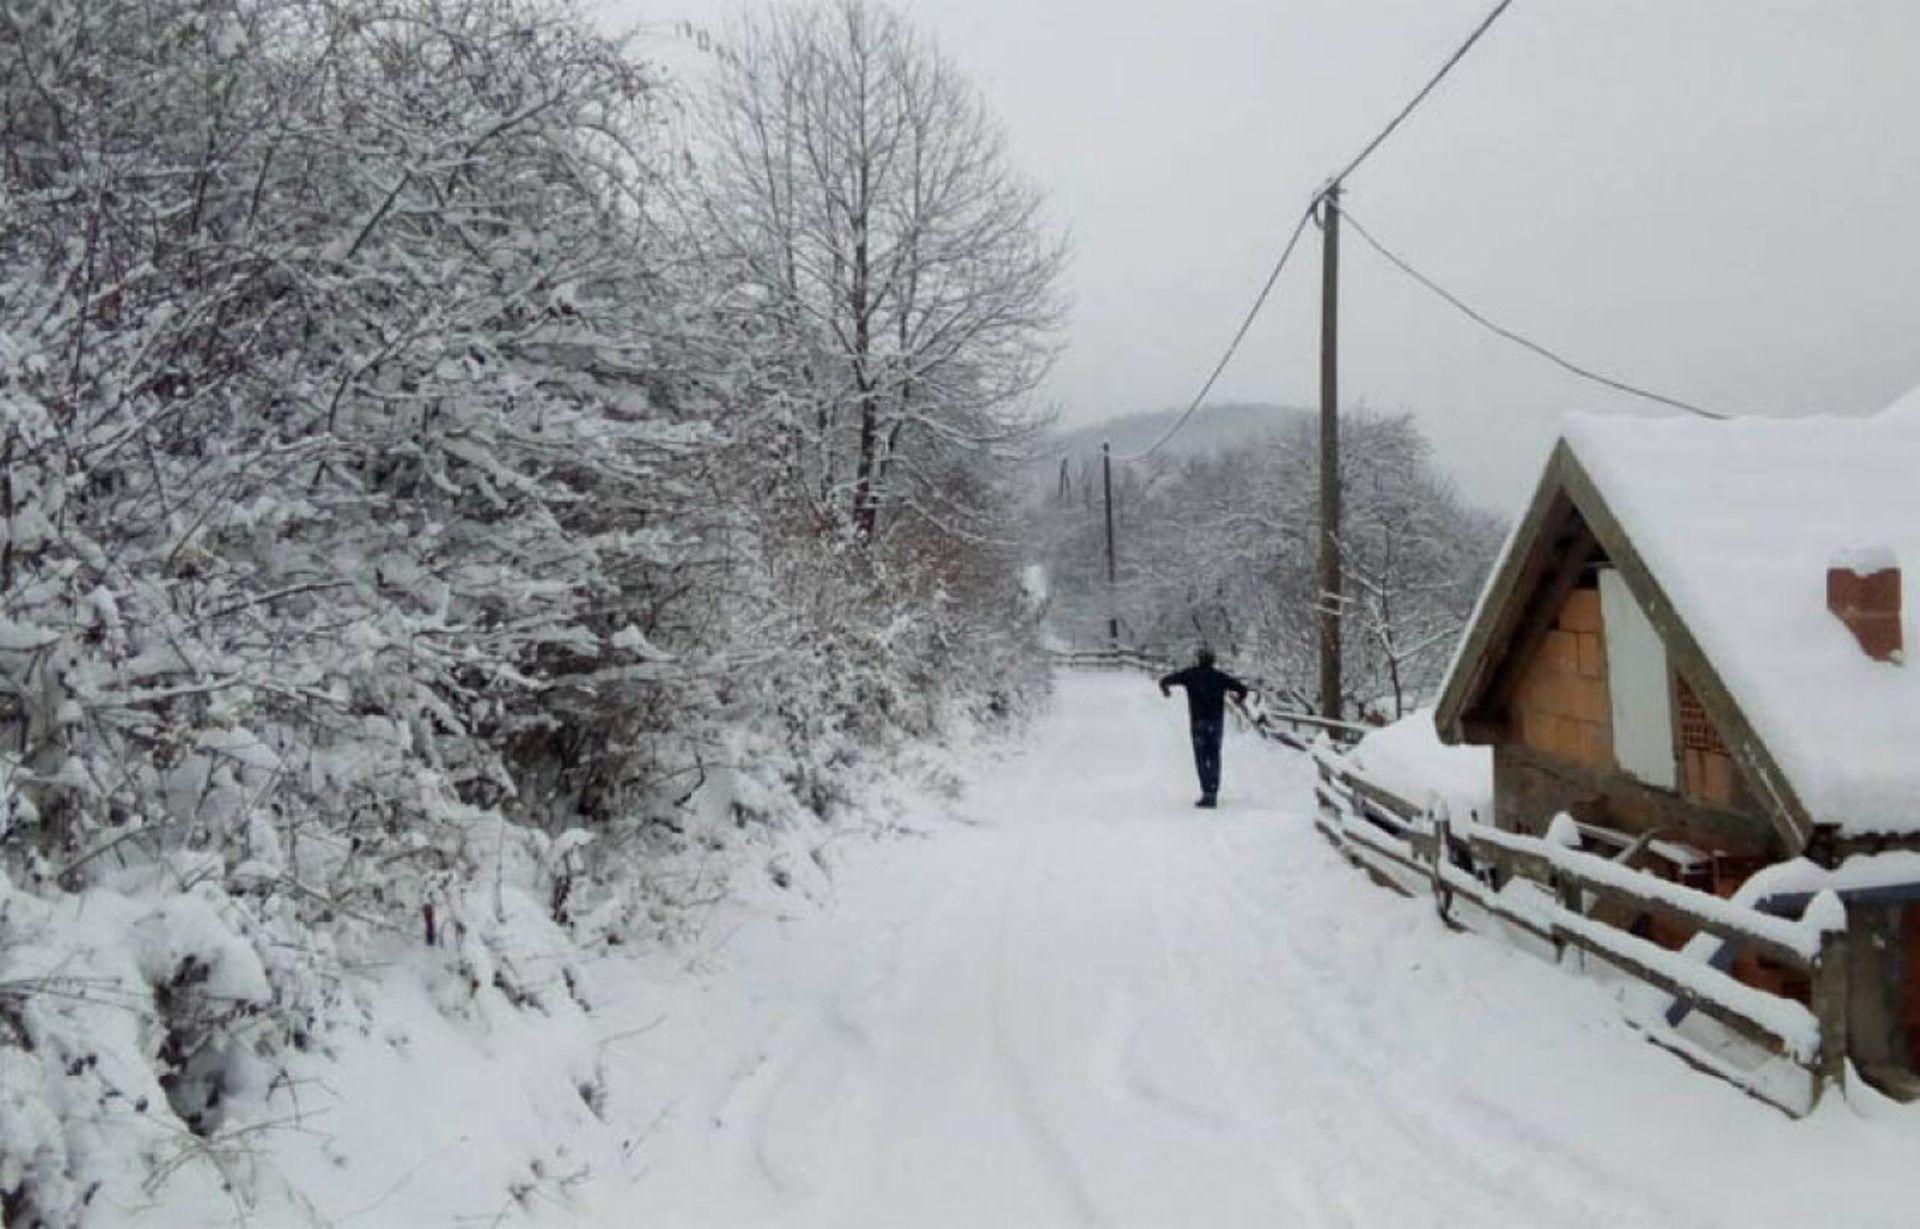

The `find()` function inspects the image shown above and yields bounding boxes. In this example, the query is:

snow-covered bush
[0,0,1053,1219]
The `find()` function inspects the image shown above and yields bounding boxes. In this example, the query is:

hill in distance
[1049,402,1311,465]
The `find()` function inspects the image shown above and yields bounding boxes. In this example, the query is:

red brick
[1516,663,1548,708]
[1520,708,1554,752]
[1572,677,1611,724]
[1579,722,1614,771]
[1541,671,1580,719]
[1549,716,1585,761]
[1560,587,1603,634]
[1542,629,1581,673]
[1828,565,1903,663]
[1576,632,1605,679]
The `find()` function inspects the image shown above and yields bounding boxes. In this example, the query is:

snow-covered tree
[698,0,1067,545]
[0,0,1058,1218]
[1034,412,1502,719]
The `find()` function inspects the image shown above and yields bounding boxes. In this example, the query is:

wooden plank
[1320,768,1829,1108]
[1439,865,1556,945]
[1555,924,1803,1060]
[1431,812,1455,925]
[1460,716,1506,743]
[1319,812,1418,899]
[1557,868,1809,970]
[1338,818,1427,880]
[1467,834,1553,884]
[1347,776,1422,830]
[1465,819,1813,968]
[1434,449,1580,743]
[1440,850,1798,1053]
[1635,1027,1808,1120]
[1811,925,1849,1102]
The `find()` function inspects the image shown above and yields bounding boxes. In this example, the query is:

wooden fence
[1049,645,1367,749]
[1313,745,1849,1117]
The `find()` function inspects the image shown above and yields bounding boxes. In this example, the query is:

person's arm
[1158,668,1184,697]
[1226,673,1250,701]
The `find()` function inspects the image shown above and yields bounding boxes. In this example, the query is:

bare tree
[700,0,1067,545]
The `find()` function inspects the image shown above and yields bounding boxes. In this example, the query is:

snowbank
[1342,709,1493,822]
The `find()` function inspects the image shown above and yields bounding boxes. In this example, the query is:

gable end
[1436,442,1815,853]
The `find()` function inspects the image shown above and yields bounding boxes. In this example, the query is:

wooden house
[1434,390,1920,1088]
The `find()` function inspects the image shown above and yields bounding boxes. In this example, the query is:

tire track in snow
[612,676,1727,1228]
[744,919,904,1201]
[986,830,1107,1227]
[1198,814,1723,1229]
[1136,818,1350,1227]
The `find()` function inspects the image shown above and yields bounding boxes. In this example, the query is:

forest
[1037,411,1504,722]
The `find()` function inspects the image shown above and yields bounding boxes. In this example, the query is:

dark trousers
[1189,717,1223,799]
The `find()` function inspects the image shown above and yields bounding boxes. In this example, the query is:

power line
[1341,207,1729,421]
[1113,202,1318,463]
[1325,0,1518,193]
[1104,0,1518,465]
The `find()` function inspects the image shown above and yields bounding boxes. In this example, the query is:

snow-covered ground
[113,671,1920,1227]
[571,671,1916,1229]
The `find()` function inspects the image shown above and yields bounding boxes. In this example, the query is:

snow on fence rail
[1047,646,1365,749]
[1310,744,1850,1118]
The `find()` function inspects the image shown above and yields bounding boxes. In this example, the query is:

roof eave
[1434,441,1578,744]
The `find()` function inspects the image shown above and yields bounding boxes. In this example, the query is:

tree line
[1037,411,1505,721]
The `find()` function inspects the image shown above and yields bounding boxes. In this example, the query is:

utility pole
[1317,184,1343,722]
[1102,441,1119,647]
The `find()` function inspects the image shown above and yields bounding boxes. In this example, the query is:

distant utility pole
[1317,184,1343,722]
[1103,441,1119,647]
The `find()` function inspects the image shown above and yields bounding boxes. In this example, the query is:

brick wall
[1510,586,1614,772]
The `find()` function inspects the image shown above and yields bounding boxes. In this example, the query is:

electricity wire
[1112,202,1318,462]
[1124,0,1520,462]
[1342,207,1729,420]
[1321,0,1518,195]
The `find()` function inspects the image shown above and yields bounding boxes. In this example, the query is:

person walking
[1158,648,1250,808]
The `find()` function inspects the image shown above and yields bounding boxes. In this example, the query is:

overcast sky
[595,0,1920,509]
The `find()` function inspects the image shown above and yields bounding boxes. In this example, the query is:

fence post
[1543,822,1582,965]
[1431,808,1453,923]
[1811,914,1850,1106]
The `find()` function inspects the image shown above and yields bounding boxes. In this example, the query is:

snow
[1545,810,1584,849]
[1724,849,1920,901]
[1551,906,1820,1061]
[567,673,1920,1228]
[29,671,1920,1226]
[1562,387,1920,833]
[1342,708,1493,822]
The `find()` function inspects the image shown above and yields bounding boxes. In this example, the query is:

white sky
[593,0,1920,506]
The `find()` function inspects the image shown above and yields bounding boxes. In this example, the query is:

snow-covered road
[590,671,1916,1229]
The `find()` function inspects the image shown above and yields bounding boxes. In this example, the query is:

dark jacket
[1159,664,1249,726]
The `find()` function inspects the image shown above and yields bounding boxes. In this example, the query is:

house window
[1675,676,1736,806]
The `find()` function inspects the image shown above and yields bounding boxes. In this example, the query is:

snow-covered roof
[1561,387,1920,835]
